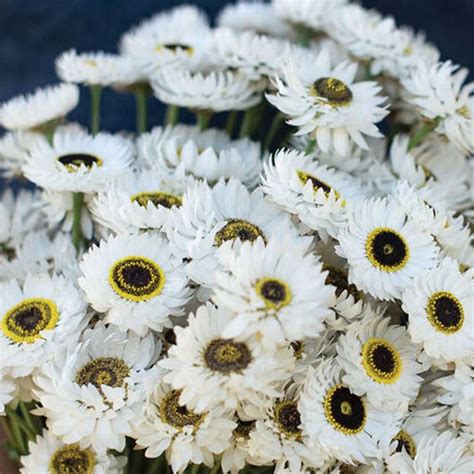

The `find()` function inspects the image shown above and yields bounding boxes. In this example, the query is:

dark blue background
[0,0,473,132]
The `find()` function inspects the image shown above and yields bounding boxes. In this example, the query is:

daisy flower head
[79,232,191,335]
[0,273,87,379]
[214,237,335,344]
[262,148,363,239]
[23,128,134,193]
[300,357,400,464]
[91,169,186,234]
[401,257,473,362]
[336,313,424,412]
[217,0,293,38]
[266,47,388,156]
[247,384,330,473]
[34,323,156,453]
[336,196,439,300]
[20,428,126,474]
[387,431,473,474]
[56,49,146,87]
[160,302,295,412]
[0,83,79,131]
[402,60,474,154]
[132,371,235,473]
[136,124,262,187]
[151,66,264,112]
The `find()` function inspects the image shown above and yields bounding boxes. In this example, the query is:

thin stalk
[145,455,166,474]
[0,416,15,450]
[89,85,103,135]
[305,138,316,155]
[196,111,211,131]
[71,192,84,252]
[5,407,31,451]
[165,105,179,126]
[408,117,441,150]
[18,402,37,438]
[225,110,238,137]
[135,89,148,134]
[239,107,256,138]
[263,112,286,150]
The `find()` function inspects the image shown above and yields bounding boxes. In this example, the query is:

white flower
[34,323,156,453]
[20,429,126,474]
[386,431,473,474]
[0,83,79,131]
[0,371,16,415]
[0,130,43,178]
[300,358,400,464]
[0,273,87,378]
[56,49,146,86]
[165,178,299,291]
[91,169,186,234]
[337,313,423,412]
[401,257,473,362]
[136,124,262,186]
[79,233,191,335]
[336,196,439,300]
[214,238,335,344]
[132,369,235,473]
[267,48,388,156]
[160,303,294,412]
[217,1,292,38]
[23,128,134,193]
[402,61,474,154]
[151,67,264,112]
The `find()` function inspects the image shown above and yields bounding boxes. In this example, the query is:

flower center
[131,192,182,209]
[290,340,304,360]
[233,419,255,439]
[274,400,302,440]
[75,357,130,395]
[160,390,204,430]
[214,219,266,246]
[204,338,252,374]
[324,265,361,300]
[324,385,366,434]
[297,170,342,200]
[255,277,292,310]
[155,43,194,55]
[57,153,103,172]
[310,77,353,107]
[362,338,402,384]
[1,298,58,344]
[365,227,409,272]
[49,445,96,474]
[393,430,417,459]
[109,256,165,302]
[426,291,464,334]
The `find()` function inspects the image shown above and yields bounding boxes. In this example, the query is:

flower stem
[89,85,102,136]
[196,111,211,131]
[18,402,37,437]
[225,110,238,137]
[5,406,34,448]
[165,105,179,126]
[408,117,441,151]
[135,89,148,134]
[145,455,167,474]
[263,112,286,150]
[305,138,316,155]
[71,192,84,253]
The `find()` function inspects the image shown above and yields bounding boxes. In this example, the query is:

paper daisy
[214,237,335,344]
[20,429,126,474]
[0,273,87,379]
[137,124,262,186]
[337,314,424,411]
[34,323,156,453]
[23,128,134,193]
[336,196,439,300]
[132,370,235,473]
[300,358,400,464]
[165,178,299,291]
[152,67,264,112]
[266,47,388,156]
[160,303,294,412]
[387,431,473,474]
[402,60,474,154]
[0,83,79,131]
[401,257,473,361]
[79,232,191,335]
[0,130,43,178]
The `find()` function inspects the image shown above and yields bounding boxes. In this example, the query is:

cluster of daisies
[0,1,473,473]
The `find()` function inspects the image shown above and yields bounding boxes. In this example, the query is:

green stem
[225,110,238,137]
[408,117,441,151]
[71,192,84,252]
[239,107,258,139]
[0,416,15,449]
[305,138,316,155]
[188,465,201,474]
[165,105,179,126]
[89,85,103,135]
[263,112,286,150]
[196,111,211,131]
[5,407,34,448]
[145,455,166,474]
[209,463,221,474]
[135,90,148,134]
[18,402,37,437]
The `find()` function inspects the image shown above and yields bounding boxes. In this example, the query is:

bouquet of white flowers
[0,1,472,473]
